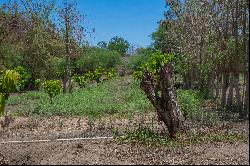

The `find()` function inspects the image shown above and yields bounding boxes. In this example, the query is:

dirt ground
[0,113,249,165]
[0,139,249,165]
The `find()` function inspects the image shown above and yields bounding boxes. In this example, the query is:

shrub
[77,47,122,73]
[176,90,202,119]
[176,89,219,125]
[72,75,86,88]
[128,48,154,71]
[0,70,20,116]
[43,80,62,103]
[105,68,118,79]
[14,66,31,91]
[93,67,105,83]
[34,79,42,90]
[72,67,118,88]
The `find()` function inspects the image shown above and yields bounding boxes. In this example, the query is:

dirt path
[0,139,249,165]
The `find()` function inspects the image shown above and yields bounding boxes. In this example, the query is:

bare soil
[0,113,249,165]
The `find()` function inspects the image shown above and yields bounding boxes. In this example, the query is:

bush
[128,48,154,71]
[43,80,62,103]
[34,79,42,90]
[177,90,219,125]
[0,70,20,116]
[72,75,86,88]
[177,90,202,119]
[77,47,122,73]
[72,67,118,87]
[13,66,31,91]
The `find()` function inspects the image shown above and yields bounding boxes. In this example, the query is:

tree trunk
[140,63,184,139]
[63,5,72,94]
[234,73,242,111]
[215,74,221,99]
[226,73,234,109]
[221,73,230,110]
[63,78,67,94]
[242,72,249,118]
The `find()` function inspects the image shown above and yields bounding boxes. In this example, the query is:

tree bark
[242,72,249,118]
[221,73,230,110]
[140,63,184,139]
[226,73,234,109]
[234,73,242,111]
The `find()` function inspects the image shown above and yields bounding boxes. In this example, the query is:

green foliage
[114,126,248,147]
[114,126,173,146]
[72,67,118,87]
[107,36,130,56]
[132,51,174,80]
[43,80,62,103]
[105,68,118,79]
[11,76,152,118]
[128,47,154,71]
[0,69,20,116]
[14,66,31,91]
[177,90,219,125]
[77,47,122,73]
[0,43,24,69]
[97,41,108,49]
[0,70,20,94]
[72,75,86,88]
[48,57,67,79]
[34,79,42,90]
[0,93,5,116]
[177,90,202,118]
[93,67,105,83]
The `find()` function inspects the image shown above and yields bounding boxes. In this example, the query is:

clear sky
[77,0,166,47]
[0,0,166,47]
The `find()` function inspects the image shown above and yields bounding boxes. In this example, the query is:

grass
[7,76,153,119]
[113,126,249,147]
[7,76,220,125]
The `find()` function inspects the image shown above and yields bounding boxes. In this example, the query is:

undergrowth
[7,76,153,119]
[113,126,249,147]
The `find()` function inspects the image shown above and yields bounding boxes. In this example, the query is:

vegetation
[0,0,248,160]
[152,0,249,119]
[114,126,248,147]
[0,69,20,116]
[7,76,152,118]
[76,47,122,74]
[43,80,62,103]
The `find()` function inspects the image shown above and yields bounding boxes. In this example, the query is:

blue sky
[77,0,166,47]
[0,0,166,47]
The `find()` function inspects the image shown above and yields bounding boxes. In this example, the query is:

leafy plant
[43,80,62,103]
[176,90,202,119]
[0,70,20,116]
[132,51,174,80]
[34,79,42,90]
[176,89,219,125]
[13,66,31,91]
[72,75,86,88]
[105,68,118,79]
[93,67,105,83]
[107,36,130,56]
[77,47,121,73]
[114,126,174,146]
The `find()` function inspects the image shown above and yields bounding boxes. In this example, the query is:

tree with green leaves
[107,36,130,56]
